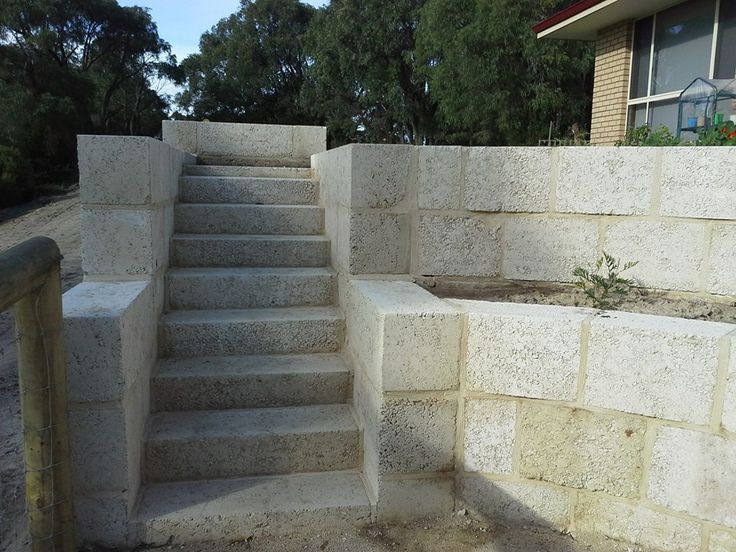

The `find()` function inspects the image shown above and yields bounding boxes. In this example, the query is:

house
[534,0,736,144]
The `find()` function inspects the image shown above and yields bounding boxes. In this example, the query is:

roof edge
[532,0,607,34]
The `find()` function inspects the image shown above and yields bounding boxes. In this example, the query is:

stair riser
[174,205,323,235]
[160,319,344,357]
[146,432,360,481]
[180,177,318,205]
[196,155,310,168]
[168,273,336,309]
[171,238,330,268]
[185,165,312,179]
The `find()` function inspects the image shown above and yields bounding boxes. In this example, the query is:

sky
[118,0,329,63]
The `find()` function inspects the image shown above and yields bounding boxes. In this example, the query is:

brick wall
[590,21,634,145]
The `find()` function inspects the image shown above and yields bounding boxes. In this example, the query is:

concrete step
[184,165,312,179]
[196,155,311,168]
[174,204,323,235]
[134,471,371,545]
[160,307,344,357]
[171,234,331,268]
[152,354,352,412]
[180,176,318,205]
[168,267,336,310]
[145,405,360,482]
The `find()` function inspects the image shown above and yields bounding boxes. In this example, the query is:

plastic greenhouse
[678,78,736,139]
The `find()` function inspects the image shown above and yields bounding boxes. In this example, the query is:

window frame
[626,0,723,128]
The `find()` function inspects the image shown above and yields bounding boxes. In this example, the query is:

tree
[177,0,317,124]
[415,0,595,145]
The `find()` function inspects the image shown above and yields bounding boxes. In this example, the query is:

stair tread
[177,203,321,209]
[136,471,370,521]
[162,306,342,324]
[168,266,335,277]
[181,175,314,182]
[156,353,349,378]
[172,233,329,241]
[148,404,357,441]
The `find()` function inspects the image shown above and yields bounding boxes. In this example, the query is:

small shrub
[616,124,680,146]
[573,252,639,310]
[696,121,736,145]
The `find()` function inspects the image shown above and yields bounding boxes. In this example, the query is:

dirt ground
[0,191,82,552]
[421,277,736,324]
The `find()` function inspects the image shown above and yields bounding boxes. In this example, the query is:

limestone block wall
[64,136,194,546]
[343,278,736,551]
[314,145,736,297]
[163,120,326,167]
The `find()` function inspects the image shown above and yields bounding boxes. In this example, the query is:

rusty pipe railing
[0,237,74,552]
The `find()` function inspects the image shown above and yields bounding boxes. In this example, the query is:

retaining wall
[344,279,736,551]
[314,145,736,295]
[63,136,194,545]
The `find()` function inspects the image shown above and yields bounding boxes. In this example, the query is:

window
[627,0,724,131]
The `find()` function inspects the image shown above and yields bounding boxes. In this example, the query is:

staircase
[134,164,370,543]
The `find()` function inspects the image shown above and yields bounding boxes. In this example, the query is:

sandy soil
[420,278,736,324]
[0,191,82,552]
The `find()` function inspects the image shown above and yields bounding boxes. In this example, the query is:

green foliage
[616,124,680,146]
[696,121,736,145]
[573,253,639,310]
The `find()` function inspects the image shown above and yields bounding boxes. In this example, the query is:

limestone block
[346,280,460,391]
[293,125,327,158]
[376,478,455,520]
[464,147,551,213]
[459,477,571,530]
[352,370,381,499]
[604,220,707,291]
[63,281,155,403]
[81,207,163,277]
[557,147,655,215]
[661,147,736,219]
[708,225,736,296]
[379,398,456,474]
[586,311,730,425]
[78,135,156,205]
[348,212,410,274]
[724,341,736,433]
[162,120,198,154]
[502,217,598,282]
[519,404,646,498]
[574,494,701,552]
[710,530,736,552]
[648,426,736,528]
[74,494,130,547]
[417,146,461,209]
[457,301,590,400]
[350,144,413,208]
[463,399,516,474]
[416,215,501,277]
[197,122,292,160]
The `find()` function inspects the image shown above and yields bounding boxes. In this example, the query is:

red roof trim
[532,0,607,34]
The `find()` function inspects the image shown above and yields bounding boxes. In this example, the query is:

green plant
[616,124,680,146]
[573,253,639,310]
[696,120,736,145]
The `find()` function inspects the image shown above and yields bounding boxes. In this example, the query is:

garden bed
[417,277,736,323]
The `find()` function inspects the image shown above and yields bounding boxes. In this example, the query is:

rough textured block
[174,204,323,235]
[81,208,162,277]
[574,494,701,552]
[417,146,461,209]
[416,215,501,277]
[648,426,736,528]
[460,477,571,530]
[604,220,707,291]
[162,120,197,154]
[293,125,327,158]
[376,478,455,520]
[710,530,736,552]
[379,398,456,474]
[463,399,516,474]
[724,340,736,433]
[557,147,655,215]
[661,147,736,219]
[586,311,730,425]
[348,212,410,274]
[464,147,551,213]
[179,176,318,205]
[63,281,155,403]
[519,404,646,498]
[458,301,590,400]
[74,494,130,547]
[346,280,460,391]
[197,122,292,161]
[502,217,598,282]
[350,144,412,208]
[708,225,736,296]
